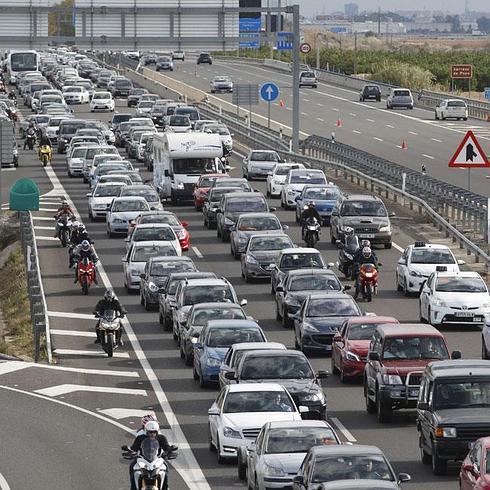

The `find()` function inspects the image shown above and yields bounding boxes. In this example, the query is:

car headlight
[238,236,248,244]
[224,217,234,226]
[301,391,325,403]
[285,295,300,306]
[222,426,242,439]
[344,351,361,362]
[481,302,490,308]
[148,282,159,292]
[272,179,282,185]
[246,254,259,265]
[382,374,403,385]
[302,322,319,333]
[409,270,422,277]
[433,298,448,307]
[379,225,390,232]
[129,268,140,277]
[206,357,221,367]
[178,310,189,323]
[94,203,106,209]
[172,182,184,189]
[435,427,457,438]
[263,461,286,477]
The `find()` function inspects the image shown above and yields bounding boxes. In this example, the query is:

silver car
[210,76,233,93]
[386,88,413,110]
[230,212,286,259]
[299,71,318,88]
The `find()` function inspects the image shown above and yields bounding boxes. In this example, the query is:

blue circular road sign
[260,82,280,102]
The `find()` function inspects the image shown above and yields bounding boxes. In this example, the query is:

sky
[297,0,490,15]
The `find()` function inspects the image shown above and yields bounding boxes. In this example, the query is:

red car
[193,173,229,210]
[331,316,398,382]
[460,437,490,489]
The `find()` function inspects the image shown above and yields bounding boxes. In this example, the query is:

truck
[152,132,227,204]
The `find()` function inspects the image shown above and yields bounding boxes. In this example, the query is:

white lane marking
[301,112,308,116]
[34,226,53,231]
[0,471,11,490]
[349,112,357,117]
[330,417,357,442]
[408,131,418,135]
[366,118,375,123]
[317,117,324,122]
[1,167,16,172]
[48,311,94,320]
[352,130,362,134]
[0,362,28,376]
[35,207,59,212]
[192,246,203,259]
[32,216,53,221]
[53,348,130,358]
[392,242,404,253]
[42,164,211,489]
[316,103,323,107]
[396,145,402,148]
[50,329,95,337]
[331,107,339,112]
[98,408,157,420]
[303,98,310,102]
[373,137,383,142]
[386,124,395,128]
[431,138,442,142]
[423,154,435,160]
[35,236,59,241]
[285,107,292,111]
[35,384,147,397]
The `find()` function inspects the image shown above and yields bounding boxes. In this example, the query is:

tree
[48,0,75,37]
[477,16,490,33]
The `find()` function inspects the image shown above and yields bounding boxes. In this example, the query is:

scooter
[303,217,320,248]
[357,263,379,302]
[39,144,52,167]
[96,309,123,358]
[337,234,360,280]
[77,257,96,295]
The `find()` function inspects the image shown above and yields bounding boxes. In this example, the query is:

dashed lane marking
[316,103,324,107]
[35,236,59,241]
[31,216,53,221]
[431,138,442,142]
[386,124,395,128]
[366,118,375,123]
[408,131,418,135]
[331,417,357,442]
[352,130,362,134]
[53,348,130,358]
[392,242,404,253]
[34,226,54,231]
[48,311,95,320]
[0,471,11,490]
[423,154,435,160]
[192,246,203,259]
[50,329,95,337]
[373,137,383,141]
[317,118,324,122]
[331,108,339,112]
[35,384,147,397]
[349,112,357,117]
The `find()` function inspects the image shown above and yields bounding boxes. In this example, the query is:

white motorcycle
[96,309,123,358]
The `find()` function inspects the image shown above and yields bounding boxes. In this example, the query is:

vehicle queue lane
[48,98,483,489]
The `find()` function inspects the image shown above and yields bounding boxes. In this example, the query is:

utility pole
[292,3,300,154]
[377,6,381,35]
[316,32,320,69]
[353,31,357,75]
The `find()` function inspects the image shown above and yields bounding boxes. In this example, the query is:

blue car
[295,185,341,226]
[192,319,266,388]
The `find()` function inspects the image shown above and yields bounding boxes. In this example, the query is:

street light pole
[292,3,300,154]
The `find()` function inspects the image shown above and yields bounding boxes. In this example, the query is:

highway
[0,94,485,490]
[155,58,490,197]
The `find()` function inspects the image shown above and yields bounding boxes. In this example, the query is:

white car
[280,169,328,209]
[202,123,233,155]
[164,115,191,133]
[45,115,73,143]
[90,91,115,112]
[435,99,468,121]
[420,270,490,329]
[106,196,150,236]
[87,182,124,221]
[266,163,305,198]
[123,240,179,291]
[208,383,306,463]
[136,100,154,117]
[62,86,90,104]
[67,145,92,177]
[242,150,281,181]
[125,223,181,255]
[396,242,463,295]
[172,50,185,61]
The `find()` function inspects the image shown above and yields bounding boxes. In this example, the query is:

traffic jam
[3,47,490,490]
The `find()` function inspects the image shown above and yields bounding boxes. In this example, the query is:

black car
[111,77,133,97]
[360,84,382,102]
[197,52,212,65]
[417,359,490,475]
[293,292,361,354]
[110,113,132,131]
[127,88,148,107]
[150,106,166,128]
[203,187,243,229]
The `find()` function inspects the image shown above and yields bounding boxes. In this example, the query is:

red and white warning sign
[448,130,489,168]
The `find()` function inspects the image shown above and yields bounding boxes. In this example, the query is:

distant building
[344,3,359,17]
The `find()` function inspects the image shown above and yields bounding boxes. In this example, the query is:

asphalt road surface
[0,94,485,490]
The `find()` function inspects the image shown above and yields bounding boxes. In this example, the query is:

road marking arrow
[35,384,147,397]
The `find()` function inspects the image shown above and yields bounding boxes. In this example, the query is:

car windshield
[132,245,176,262]
[122,189,159,202]
[191,307,245,326]
[112,200,149,212]
[87,147,117,159]
[341,200,387,217]
[307,298,358,317]
[198,176,220,187]
[304,188,340,200]
[265,427,338,454]
[382,336,448,360]
[348,323,386,340]
[280,253,323,269]
[183,285,233,305]
[150,261,194,277]
[275,165,301,175]
[170,115,190,125]
[206,327,263,348]
[365,86,379,93]
[94,185,122,197]
[209,188,241,202]
[140,214,180,226]
[131,89,146,96]
[312,455,393,483]
[249,236,292,251]
[173,158,215,175]
[214,179,249,189]
[434,381,490,410]
[250,151,279,162]
[410,249,455,264]
[93,92,110,99]
[290,173,326,184]
[290,275,341,292]
[241,355,314,380]
[132,227,175,242]
[435,276,487,293]
[302,72,316,78]
[227,198,267,213]
[238,217,280,231]
[139,101,154,108]
[223,391,294,413]
[71,148,86,158]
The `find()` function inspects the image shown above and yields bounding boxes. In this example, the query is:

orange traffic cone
[335,119,342,127]
[279,99,284,107]
[401,140,407,150]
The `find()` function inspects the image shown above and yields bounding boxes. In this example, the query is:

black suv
[360,84,381,102]
[417,359,490,475]
[110,77,133,97]
[197,53,212,65]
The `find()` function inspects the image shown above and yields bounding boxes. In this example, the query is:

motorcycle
[77,257,96,295]
[337,234,360,280]
[96,309,123,358]
[39,144,52,167]
[56,214,74,247]
[303,217,320,248]
[25,132,36,150]
[122,440,178,490]
[357,263,379,302]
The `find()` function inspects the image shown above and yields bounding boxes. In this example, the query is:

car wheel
[396,274,403,292]
[179,342,185,359]
[376,394,392,423]
[216,435,224,464]
[144,295,151,311]
[199,370,208,388]
[295,209,300,223]
[330,229,336,244]
[184,345,193,366]
[217,224,221,238]
[193,363,199,380]
[159,311,164,325]
[275,304,281,321]
[432,444,447,475]
[282,309,291,329]
[331,355,339,375]
[237,448,247,481]
[88,209,94,222]
[339,363,348,383]
[435,111,439,120]
[420,436,431,464]
[482,336,489,360]
[140,291,144,305]
[427,307,432,325]
[266,187,271,198]
[419,300,427,323]
[364,382,376,413]
[384,242,392,249]
[403,278,410,297]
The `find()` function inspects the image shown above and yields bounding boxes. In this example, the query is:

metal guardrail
[19,211,52,363]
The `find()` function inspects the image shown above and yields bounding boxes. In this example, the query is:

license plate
[455,311,474,317]
[359,233,375,239]
[409,389,419,397]
[473,316,483,322]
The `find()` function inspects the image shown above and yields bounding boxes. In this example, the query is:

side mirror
[269,264,276,270]
[331,210,338,216]
[398,258,406,265]
[457,259,466,265]
[240,299,248,306]
[208,407,220,416]
[292,475,304,485]
[398,473,411,483]
[164,169,169,177]
[215,208,222,214]
[298,405,309,413]
[282,225,289,231]
[86,192,92,197]
[275,286,284,293]
[124,237,129,242]
[229,225,236,231]
[139,273,145,278]
[417,401,429,411]
[343,285,351,290]
[269,207,277,212]
[224,371,236,380]
[390,212,396,217]
[368,351,379,361]
[451,350,462,360]
[267,172,273,176]
[316,370,329,379]
[121,258,127,262]
[333,333,342,342]
[181,221,189,228]
[295,196,301,201]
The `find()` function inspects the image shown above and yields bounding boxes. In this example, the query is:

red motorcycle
[77,257,96,295]
[358,263,379,302]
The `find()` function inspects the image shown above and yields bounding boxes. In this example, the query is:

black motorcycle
[337,234,360,280]
[25,132,36,150]
[56,214,74,247]
[303,217,320,248]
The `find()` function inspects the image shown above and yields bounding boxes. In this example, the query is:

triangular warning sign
[448,130,489,168]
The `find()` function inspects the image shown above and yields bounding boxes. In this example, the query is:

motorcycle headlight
[223,426,242,439]
[382,374,403,385]
[148,282,159,292]
[263,461,286,476]
[301,391,325,403]
[206,357,221,367]
[344,351,361,362]
[344,253,353,260]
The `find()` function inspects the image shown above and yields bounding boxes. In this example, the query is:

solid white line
[48,311,94,320]
[192,246,203,259]
[35,384,147,397]
[53,348,130,358]
[36,207,58,212]
[316,103,323,107]
[35,236,59,241]
[392,242,404,253]
[34,226,53,230]
[352,130,362,134]
[50,329,95,337]
[386,124,395,128]
[0,471,11,490]
[423,154,435,160]
[330,417,357,442]
[408,131,418,135]
[31,216,53,221]
[98,408,157,420]
[431,138,442,143]
[373,137,383,141]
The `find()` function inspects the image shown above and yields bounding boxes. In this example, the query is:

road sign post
[451,64,473,97]
[260,83,279,129]
[232,84,259,125]
[292,4,300,154]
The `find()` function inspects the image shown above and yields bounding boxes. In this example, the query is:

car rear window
[394,90,411,97]
[447,100,466,107]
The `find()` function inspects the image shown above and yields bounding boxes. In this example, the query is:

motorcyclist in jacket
[300,201,322,240]
[24,122,36,149]
[73,240,98,284]
[69,224,93,267]
[94,290,126,345]
[353,239,378,264]
[353,247,378,299]
[54,200,75,238]
[38,134,52,163]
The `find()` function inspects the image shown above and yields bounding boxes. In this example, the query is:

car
[218,341,286,388]
[181,303,250,366]
[299,71,318,88]
[193,173,229,210]
[270,248,329,294]
[193,319,266,388]
[67,145,93,178]
[110,113,132,130]
[134,132,155,162]
[435,98,468,121]
[127,88,148,107]
[364,324,452,423]
[197,52,212,64]
[266,162,305,198]
[281,169,328,210]
[136,100,155,117]
[106,196,151,236]
[164,115,191,133]
[230,212,286,259]
[122,241,179,292]
[420,270,490,329]
[110,77,133,97]
[459,436,490,488]
[98,174,133,186]
[201,123,233,155]
[87,182,125,221]
[295,184,341,226]
[360,84,382,102]
[58,118,89,153]
[386,88,413,110]
[156,56,174,71]
[210,76,233,93]
[139,256,196,311]
[208,177,252,193]
[396,241,462,295]
[203,186,243,229]
[125,223,181,256]
[44,115,73,143]
[331,316,399,382]
[108,170,143,185]
[227,349,329,419]
[216,192,271,242]
[241,233,294,283]
[119,185,163,211]
[275,269,344,328]
[62,85,90,104]
[149,105,167,128]
[293,292,362,354]
[90,91,115,112]
[417,360,490,476]
[330,194,393,249]
[242,149,281,181]
[243,420,340,489]
[172,50,185,61]
[174,106,201,128]
[293,444,411,489]
[90,162,130,190]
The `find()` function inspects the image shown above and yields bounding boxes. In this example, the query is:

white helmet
[145,421,160,434]
[362,247,372,258]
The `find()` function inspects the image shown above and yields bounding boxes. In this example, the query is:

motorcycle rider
[353,247,378,300]
[300,201,322,240]
[69,224,93,267]
[353,239,377,265]
[54,200,75,238]
[24,121,36,149]
[136,414,158,437]
[94,289,126,345]
[38,133,52,163]
[73,239,98,285]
